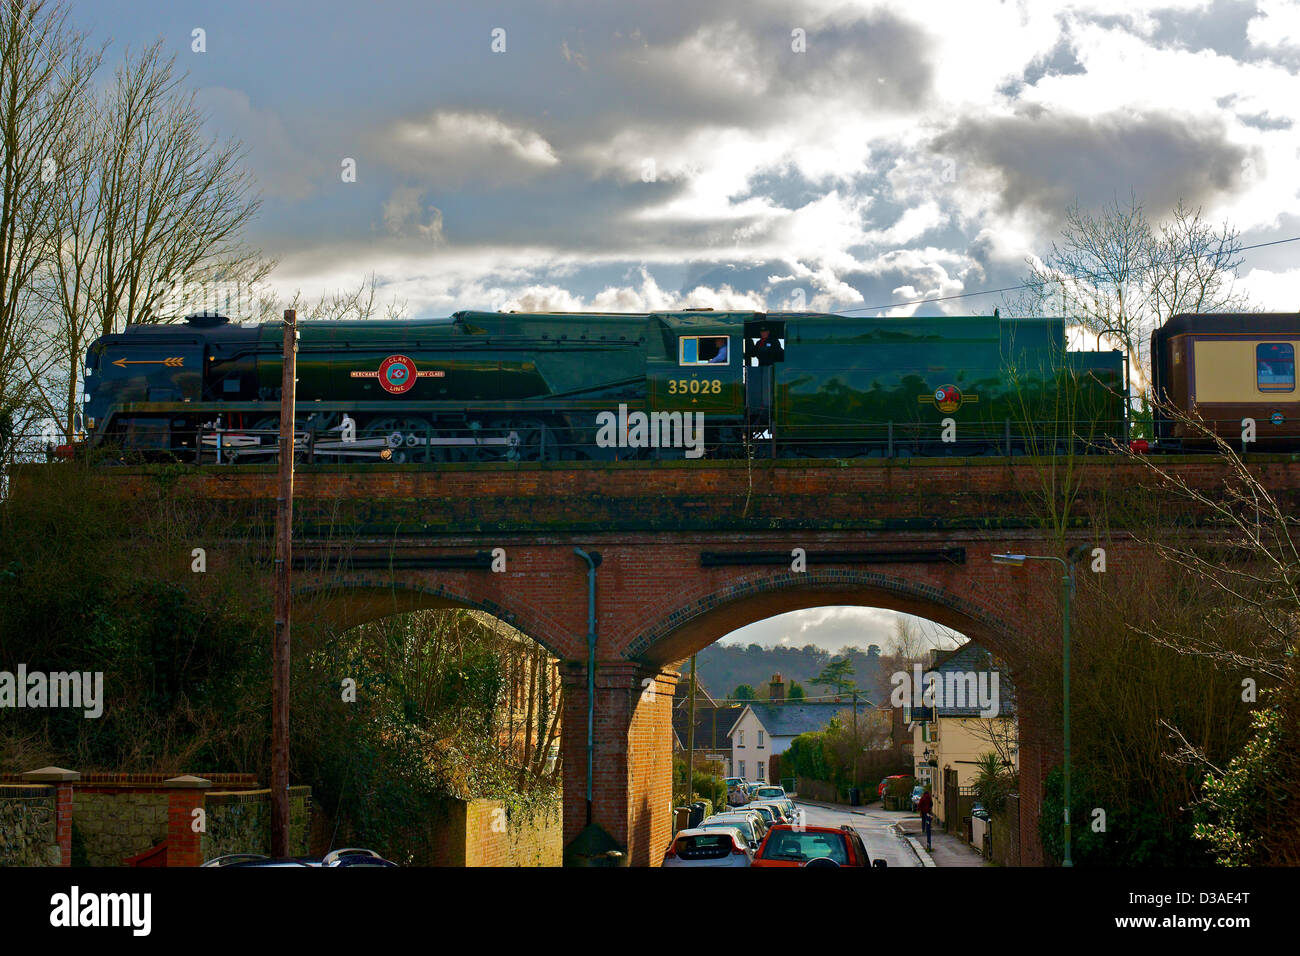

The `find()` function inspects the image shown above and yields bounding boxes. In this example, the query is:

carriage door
[743,318,785,431]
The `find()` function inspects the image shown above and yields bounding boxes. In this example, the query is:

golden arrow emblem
[112,356,184,368]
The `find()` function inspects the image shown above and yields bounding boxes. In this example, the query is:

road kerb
[899,827,935,867]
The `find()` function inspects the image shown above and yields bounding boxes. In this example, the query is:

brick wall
[53,455,1300,866]
[0,772,275,867]
[425,797,561,866]
[561,663,677,866]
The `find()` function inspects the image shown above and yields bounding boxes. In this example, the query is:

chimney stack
[769,673,785,703]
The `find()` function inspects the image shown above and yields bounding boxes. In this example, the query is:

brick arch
[292,577,568,659]
[618,566,1049,866]
[623,568,1026,667]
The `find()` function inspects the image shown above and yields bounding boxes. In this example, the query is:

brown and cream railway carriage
[1151,312,1300,448]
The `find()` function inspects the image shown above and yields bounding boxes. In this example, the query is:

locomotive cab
[647,312,746,417]
[743,317,786,430]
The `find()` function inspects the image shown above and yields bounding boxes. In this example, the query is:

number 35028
[668,379,722,395]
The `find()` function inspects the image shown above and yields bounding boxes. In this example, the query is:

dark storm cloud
[932,109,1253,219]
[543,2,936,139]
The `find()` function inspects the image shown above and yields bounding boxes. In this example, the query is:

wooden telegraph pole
[271,309,297,857]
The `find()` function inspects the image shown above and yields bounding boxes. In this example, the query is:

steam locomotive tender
[80,308,1139,463]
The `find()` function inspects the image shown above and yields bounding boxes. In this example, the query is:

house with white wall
[726,676,858,783]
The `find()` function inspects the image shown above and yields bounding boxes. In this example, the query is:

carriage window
[1257,343,1295,392]
[679,335,730,366]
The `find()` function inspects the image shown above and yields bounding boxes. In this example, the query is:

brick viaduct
[84,454,1300,865]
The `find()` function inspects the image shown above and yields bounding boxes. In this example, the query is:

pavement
[796,797,989,868]
[895,814,988,867]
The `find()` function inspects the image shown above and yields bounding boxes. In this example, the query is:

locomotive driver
[748,328,784,365]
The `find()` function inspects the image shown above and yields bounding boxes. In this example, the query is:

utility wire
[835,235,1300,315]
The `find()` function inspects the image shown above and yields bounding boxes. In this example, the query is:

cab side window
[1257,343,1295,392]
[680,335,729,366]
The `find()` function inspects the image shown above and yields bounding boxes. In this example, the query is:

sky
[69,0,1300,650]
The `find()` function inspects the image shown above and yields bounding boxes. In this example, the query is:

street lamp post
[991,551,1076,867]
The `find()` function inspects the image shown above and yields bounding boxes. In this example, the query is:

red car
[878,774,909,800]
[751,824,887,868]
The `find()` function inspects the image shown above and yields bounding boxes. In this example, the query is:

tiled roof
[728,702,861,739]
[926,643,1016,717]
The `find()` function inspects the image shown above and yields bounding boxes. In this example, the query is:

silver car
[663,827,754,867]
[750,785,796,816]
[700,812,767,850]
[748,801,791,825]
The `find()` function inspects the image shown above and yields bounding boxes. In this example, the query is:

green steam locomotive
[79,309,1126,463]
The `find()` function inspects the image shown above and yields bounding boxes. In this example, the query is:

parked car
[750,785,796,817]
[748,802,791,825]
[698,812,767,850]
[911,785,926,810]
[878,774,909,801]
[663,828,754,867]
[692,820,757,853]
[201,847,397,868]
[319,848,398,867]
[201,854,309,868]
[971,802,991,822]
[751,824,888,868]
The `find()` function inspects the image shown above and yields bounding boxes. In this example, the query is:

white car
[750,785,795,815]
[663,827,754,867]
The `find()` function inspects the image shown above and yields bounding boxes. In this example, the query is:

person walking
[917,788,933,850]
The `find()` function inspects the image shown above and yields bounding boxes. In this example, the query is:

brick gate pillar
[21,767,79,866]
[164,774,212,866]
[561,661,679,866]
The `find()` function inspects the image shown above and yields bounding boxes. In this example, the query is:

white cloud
[380,110,559,184]
[381,187,445,242]
[498,267,765,313]
[718,606,965,653]
[1248,0,1300,50]
[1239,266,1300,310]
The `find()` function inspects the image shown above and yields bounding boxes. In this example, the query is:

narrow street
[796,801,922,868]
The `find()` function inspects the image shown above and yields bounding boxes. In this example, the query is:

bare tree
[17,38,263,445]
[88,40,261,336]
[41,67,104,438]
[248,272,409,323]
[1114,399,1300,863]
[1010,193,1251,403]
[0,0,98,453]
[1122,400,1298,680]
[1148,201,1252,326]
